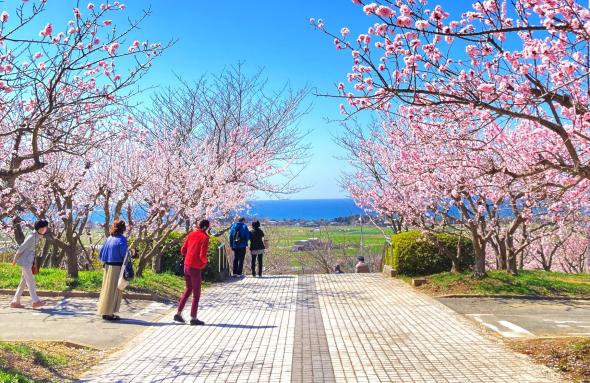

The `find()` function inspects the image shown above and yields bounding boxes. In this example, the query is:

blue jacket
[99,235,128,264]
[229,222,250,249]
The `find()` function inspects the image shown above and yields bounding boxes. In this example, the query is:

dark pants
[178,267,202,319]
[232,248,246,275]
[251,253,263,276]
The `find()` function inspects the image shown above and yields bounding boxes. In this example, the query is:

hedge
[385,230,474,276]
[159,233,222,282]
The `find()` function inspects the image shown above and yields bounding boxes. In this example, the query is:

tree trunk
[136,255,149,278]
[152,251,162,273]
[506,236,518,275]
[471,231,486,278]
[65,243,79,279]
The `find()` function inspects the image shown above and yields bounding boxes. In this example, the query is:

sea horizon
[246,198,364,220]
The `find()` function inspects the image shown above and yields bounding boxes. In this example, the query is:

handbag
[117,250,134,291]
[31,235,40,275]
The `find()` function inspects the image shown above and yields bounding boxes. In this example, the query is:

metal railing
[217,242,230,279]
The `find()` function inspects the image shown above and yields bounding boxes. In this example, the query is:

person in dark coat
[249,221,266,277]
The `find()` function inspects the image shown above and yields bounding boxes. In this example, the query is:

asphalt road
[438,297,590,338]
[0,296,174,350]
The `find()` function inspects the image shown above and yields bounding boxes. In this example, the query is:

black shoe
[112,315,121,321]
[102,315,118,321]
[190,319,205,326]
[173,314,185,323]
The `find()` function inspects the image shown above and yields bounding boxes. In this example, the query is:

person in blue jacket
[97,220,128,321]
[229,217,250,277]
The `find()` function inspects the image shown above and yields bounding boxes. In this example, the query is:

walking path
[82,274,560,382]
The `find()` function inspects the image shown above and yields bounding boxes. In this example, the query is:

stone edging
[437,293,590,301]
[0,289,170,302]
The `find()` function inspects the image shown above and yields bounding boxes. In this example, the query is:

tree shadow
[206,323,277,329]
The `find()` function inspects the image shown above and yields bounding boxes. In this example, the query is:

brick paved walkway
[82,275,560,383]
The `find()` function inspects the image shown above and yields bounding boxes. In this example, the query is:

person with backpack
[174,219,210,326]
[97,220,128,321]
[249,221,266,278]
[10,220,49,309]
[229,217,250,277]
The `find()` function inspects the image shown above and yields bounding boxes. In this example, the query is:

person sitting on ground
[174,219,210,326]
[97,220,128,321]
[334,264,343,274]
[355,256,370,273]
[229,217,250,277]
[249,221,266,278]
[10,220,49,309]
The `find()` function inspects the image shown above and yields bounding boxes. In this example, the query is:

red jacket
[181,229,209,270]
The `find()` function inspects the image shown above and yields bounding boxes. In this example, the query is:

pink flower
[38,62,46,71]
[4,64,12,73]
[415,20,428,30]
[341,27,350,38]
[73,7,81,19]
[87,2,94,10]
[33,52,43,60]
[477,83,495,94]
[376,6,395,18]
[103,20,112,26]
[39,23,53,37]
[107,42,120,55]
[396,16,412,28]
[1,11,9,23]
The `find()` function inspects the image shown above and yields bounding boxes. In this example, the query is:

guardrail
[217,242,230,280]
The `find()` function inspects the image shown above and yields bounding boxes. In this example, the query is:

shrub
[386,230,474,276]
[159,232,222,282]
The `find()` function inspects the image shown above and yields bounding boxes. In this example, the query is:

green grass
[402,270,590,297]
[0,263,194,300]
[0,370,34,383]
[0,344,66,370]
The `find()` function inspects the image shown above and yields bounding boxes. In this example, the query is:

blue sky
[26,1,378,200]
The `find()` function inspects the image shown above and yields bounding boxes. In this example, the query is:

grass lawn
[508,337,590,382]
[0,263,198,301]
[0,341,103,383]
[399,270,590,298]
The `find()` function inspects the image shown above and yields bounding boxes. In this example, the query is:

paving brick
[82,274,561,383]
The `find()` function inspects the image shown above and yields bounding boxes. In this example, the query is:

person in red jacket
[174,219,210,326]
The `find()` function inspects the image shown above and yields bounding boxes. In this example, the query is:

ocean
[246,199,364,220]
[87,199,364,223]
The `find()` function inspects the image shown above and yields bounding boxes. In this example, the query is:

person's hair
[252,220,261,229]
[109,220,126,236]
[198,219,210,230]
[238,217,246,223]
[34,220,49,232]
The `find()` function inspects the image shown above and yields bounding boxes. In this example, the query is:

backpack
[234,224,242,244]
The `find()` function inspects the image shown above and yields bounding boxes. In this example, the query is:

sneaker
[173,314,185,323]
[32,301,45,309]
[190,319,205,326]
[10,302,24,309]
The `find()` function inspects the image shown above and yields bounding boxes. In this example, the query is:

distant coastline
[246,198,364,220]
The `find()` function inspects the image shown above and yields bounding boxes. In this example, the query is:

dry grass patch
[508,337,590,383]
[0,341,104,382]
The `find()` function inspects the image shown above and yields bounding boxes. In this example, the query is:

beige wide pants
[12,266,40,304]
[97,265,123,316]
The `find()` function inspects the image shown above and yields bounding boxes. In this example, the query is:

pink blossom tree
[0,1,169,234]
[315,0,590,183]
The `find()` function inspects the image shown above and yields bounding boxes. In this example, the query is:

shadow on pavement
[207,323,277,329]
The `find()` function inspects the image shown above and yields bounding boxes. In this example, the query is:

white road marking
[498,320,534,336]
[465,314,534,338]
